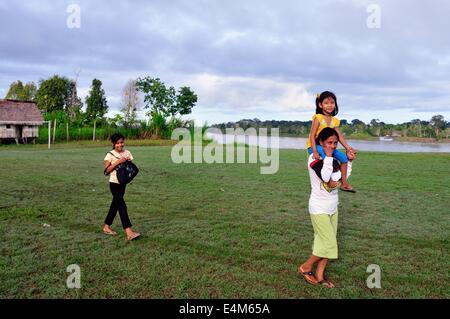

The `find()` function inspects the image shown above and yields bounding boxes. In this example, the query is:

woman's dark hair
[315,91,339,116]
[111,133,125,149]
[316,127,339,145]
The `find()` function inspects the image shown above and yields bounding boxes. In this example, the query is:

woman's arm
[319,157,334,182]
[319,143,336,182]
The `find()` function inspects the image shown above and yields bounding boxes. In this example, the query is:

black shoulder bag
[104,151,139,184]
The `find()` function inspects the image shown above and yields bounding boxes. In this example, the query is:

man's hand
[313,151,321,160]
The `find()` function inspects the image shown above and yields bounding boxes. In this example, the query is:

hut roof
[0,99,44,125]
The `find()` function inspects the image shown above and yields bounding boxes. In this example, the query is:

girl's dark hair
[315,91,339,116]
[111,133,125,149]
[316,127,339,145]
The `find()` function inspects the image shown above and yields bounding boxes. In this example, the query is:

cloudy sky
[1,0,449,124]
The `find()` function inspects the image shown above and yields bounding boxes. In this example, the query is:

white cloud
[0,0,449,125]
[187,73,315,113]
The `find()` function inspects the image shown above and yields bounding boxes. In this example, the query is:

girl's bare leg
[340,162,353,189]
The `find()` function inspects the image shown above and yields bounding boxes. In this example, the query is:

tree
[66,81,83,121]
[5,81,37,101]
[351,119,365,126]
[23,82,37,101]
[5,81,24,99]
[369,119,381,136]
[35,75,72,113]
[136,77,197,119]
[108,114,124,128]
[351,119,366,133]
[430,115,446,138]
[171,86,198,116]
[85,79,108,123]
[120,79,140,127]
[411,119,422,137]
[66,70,83,122]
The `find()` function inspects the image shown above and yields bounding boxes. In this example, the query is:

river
[206,133,450,153]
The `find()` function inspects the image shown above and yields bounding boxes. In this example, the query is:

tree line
[212,116,450,140]
[4,76,198,141]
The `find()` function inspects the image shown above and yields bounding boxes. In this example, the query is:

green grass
[0,144,449,298]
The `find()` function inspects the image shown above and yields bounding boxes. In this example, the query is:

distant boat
[379,136,393,141]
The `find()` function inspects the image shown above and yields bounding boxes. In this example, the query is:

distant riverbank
[207,132,450,153]
[280,133,450,144]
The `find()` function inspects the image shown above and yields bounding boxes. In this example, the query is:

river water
[206,133,450,153]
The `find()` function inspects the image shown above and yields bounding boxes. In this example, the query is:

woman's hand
[313,151,321,160]
[323,145,334,157]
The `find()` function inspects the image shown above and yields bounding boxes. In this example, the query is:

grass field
[0,143,449,298]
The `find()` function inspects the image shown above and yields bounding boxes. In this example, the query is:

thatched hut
[0,99,44,144]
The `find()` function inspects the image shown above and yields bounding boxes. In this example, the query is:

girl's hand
[117,157,127,164]
[347,149,357,161]
[313,151,321,160]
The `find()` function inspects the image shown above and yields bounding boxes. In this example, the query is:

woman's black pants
[104,182,132,229]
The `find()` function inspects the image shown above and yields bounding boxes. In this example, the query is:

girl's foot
[124,227,141,241]
[127,232,141,241]
[103,225,117,236]
[340,183,355,192]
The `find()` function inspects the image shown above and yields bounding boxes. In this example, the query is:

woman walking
[103,133,141,241]
[299,127,355,288]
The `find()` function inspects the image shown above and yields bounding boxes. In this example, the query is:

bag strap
[108,151,121,159]
[104,151,122,176]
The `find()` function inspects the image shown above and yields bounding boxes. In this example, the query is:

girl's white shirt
[104,149,134,184]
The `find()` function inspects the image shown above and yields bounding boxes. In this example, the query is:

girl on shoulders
[306,91,356,192]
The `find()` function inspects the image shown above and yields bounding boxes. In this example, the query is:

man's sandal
[298,265,318,285]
